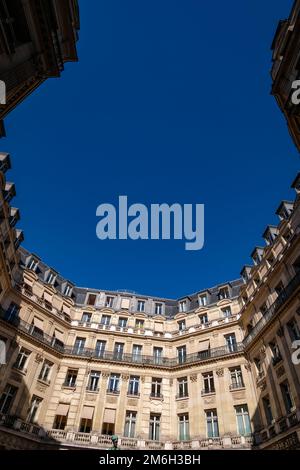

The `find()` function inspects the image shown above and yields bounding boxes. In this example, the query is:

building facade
[0,0,80,136]
[0,152,299,450]
[271,0,300,152]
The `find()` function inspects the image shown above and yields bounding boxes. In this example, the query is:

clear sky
[3,0,300,299]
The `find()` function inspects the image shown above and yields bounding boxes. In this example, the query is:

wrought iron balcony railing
[243,270,300,348]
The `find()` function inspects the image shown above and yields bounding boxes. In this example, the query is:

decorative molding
[216,369,224,377]
[190,374,198,383]
[277,327,284,338]
[244,363,252,372]
[276,365,286,378]
[35,353,43,363]
[121,374,130,381]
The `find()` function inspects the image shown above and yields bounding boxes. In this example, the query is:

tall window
[149,414,161,441]
[74,337,86,354]
[153,347,163,365]
[53,412,68,430]
[179,300,187,312]
[224,333,237,352]
[118,317,127,328]
[81,312,91,323]
[27,396,42,423]
[46,272,56,284]
[87,371,100,392]
[280,381,294,414]
[132,345,142,362]
[218,287,229,300]
[113,342,124,360]
[178,413,190,441]
[63,285,72,297]
[202,372,215,394]
[105,296,114,308]
[199,313,208,325]
[230,367,244,389]
[39,360,53,383]
[95,340,106,358]
[101,315,111,326]
[151,378,162,398]
[128,376,140,396]
[235,405,251,436]
[0,384,17,413]
[178,320,186,332]
[6,302,20,321]
[155,303,163,315]
[177,377,188,398]
[269,340,282,365]
[222,307,232,318]
[287,318,300,341]
[14,348,30,371]
[64,369,78,387]
[135,319,145,329]
[124,411,137,438]
[108,374,120,393]
[177,345,186,364]
[87,294,96,306]
[206,409,219,438]
[137,300,145,312]
[199,294,207,306]
[27,258,38,271]
[263,396,273,426]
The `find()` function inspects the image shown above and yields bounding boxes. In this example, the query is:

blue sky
[3,0,300,299]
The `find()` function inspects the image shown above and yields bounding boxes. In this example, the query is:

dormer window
[251,248,264,266]
[178,320,186,332]
[263,226,279,246]
[240,266,251,284]
[218,287,229,300]
[276,201,294,221]
[46,272,56,285]
[105,296,114,308]
[198,294,207,307]
[155,303,163,315]
[222,307,232,318]
[87,294,97,306]
[63,285,72,297]
[137,300,145,312]
[27,257,38,272]
[179,300,187,313]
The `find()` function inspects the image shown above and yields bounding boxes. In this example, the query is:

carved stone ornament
[35,353,43,363]
[216,369,224,377]
[190,374,198,383]
[121,374,130,381]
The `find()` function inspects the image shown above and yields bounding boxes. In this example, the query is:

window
[235,405,251,436]
[179,300,187,312]
[6,302,19,321]
[46,272,56,285]
[27,396,42,423]
[80,417,93,433]
[199,313,208,325]
[151,378,162,398]
[53,413,68,430]
[287,318,300,341]
[263,396,273,426]
[149,414,160,441]
[137,300,145,312]
[31,317,44,339]
[222,307,232,318]
[128,376,140,396]
[105,296,114,308]
[63,285,72,297]
[14,348,30,371]
[178,413,190,441]
[108,374,120,393]
[132,344,142,362]
[254,357,263,376]
[218,287,229,300]
[206,409,219,438]
[0,384,17,413]
[199,294,207,307]
[135,319,145,329]
[101,315,111,326]
[118,317,127,328]
[39,360,53,383]
[95,340,106,358]
[124,411,137,438]
[230,367,244,389]
[202,372,215,394]
[81,312,92,323]
[177,345,187,364]
[87,294,96,306]
[87,371,100,392]
[269,340,282,365]
[274,281,285,297]
[153,347,163,365]
[224,333,237,352]
[280,381,294,414]
[177,377,188,398]
[178,320,186,332]
[260,303,268,316]
[74,337,86,354]
[27,258,38,271]
[155,303,163,315]
[64,369,78,387]
[113,343,124,360]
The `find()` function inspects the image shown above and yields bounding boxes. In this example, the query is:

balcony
[243,270,300,348]
[106,388,120,395]
[229,382,245,391]
[254,408,300,447]
[201,388,216,396]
